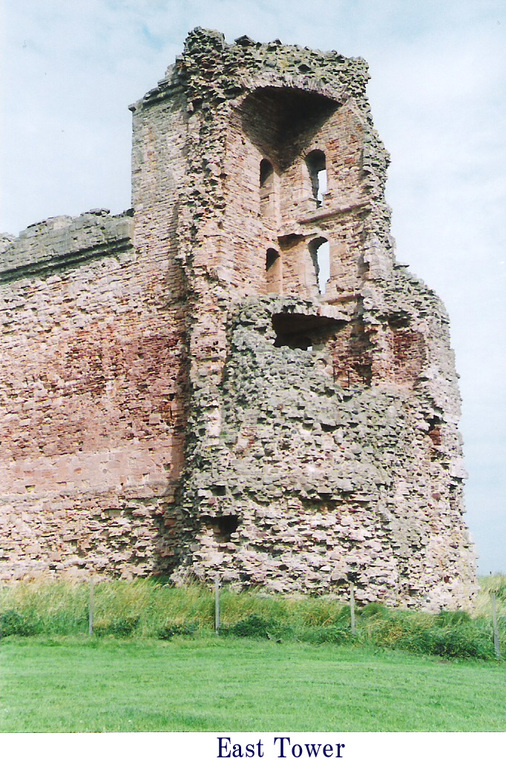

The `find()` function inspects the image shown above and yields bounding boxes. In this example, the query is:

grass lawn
[1,636,504,732]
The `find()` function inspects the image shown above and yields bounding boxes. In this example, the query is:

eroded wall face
[168,30,476,610]
[174,293,475,610]
[0,77,194,581]
[0,212,186,580]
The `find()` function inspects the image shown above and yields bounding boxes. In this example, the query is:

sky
[1,0,505,575]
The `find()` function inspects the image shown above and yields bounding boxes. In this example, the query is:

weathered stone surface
[0,29,476,609]
[0,209,186,581]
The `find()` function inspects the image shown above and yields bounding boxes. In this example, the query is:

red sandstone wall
[0,208,186,580]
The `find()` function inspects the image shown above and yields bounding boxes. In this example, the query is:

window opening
[265,248,281,293]
[260,158,274,188]
[427,416,442,446]
[309,237,330,294]
[272,312,339,350]
[266,248,279,271]
[275,333,312,350]
[260,158,276,221]
[306,150,327,207]
[316,169,327,205]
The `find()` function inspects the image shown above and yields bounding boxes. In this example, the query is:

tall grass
[0,578,348,638]
[1,575,504,661]
[0,578,216,638]
[473,573,506,618]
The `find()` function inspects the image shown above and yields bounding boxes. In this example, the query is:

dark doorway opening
[272,311,342,350]
[202,515,240,543]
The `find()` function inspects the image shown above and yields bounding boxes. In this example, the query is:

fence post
[350,582,356,635]
[492,591,501,661]
[214,574,221,635]
[89,579,94,636]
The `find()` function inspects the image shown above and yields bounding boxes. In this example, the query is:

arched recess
[240,87,338,169]
[306,150,327,207]
[309,237,330,294]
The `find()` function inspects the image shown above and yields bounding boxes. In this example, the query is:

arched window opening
[309,237,330,294]
[260,158,274,188]
[266,248,281,293]
[306,150,327,207]
[266,248,279,271]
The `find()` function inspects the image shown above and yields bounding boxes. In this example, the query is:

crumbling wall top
[133,27,370,112]
[0,209,133,282]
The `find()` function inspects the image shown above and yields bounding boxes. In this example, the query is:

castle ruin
[0,29,477,609]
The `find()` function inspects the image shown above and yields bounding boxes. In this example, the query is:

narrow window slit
[306,150,327,207]
[266,248,281,293]
[309,237,330,294]
[260,158,274,188]
[260,158,275,221]
[266,248,279,271]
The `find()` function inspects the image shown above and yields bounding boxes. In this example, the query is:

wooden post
[350,582,356,635]
[492,592,501,661]
[214,574,221,635]
[88,580,94,636]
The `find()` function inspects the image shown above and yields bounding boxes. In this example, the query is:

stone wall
[0,29,477,609]
[0,211,185,579]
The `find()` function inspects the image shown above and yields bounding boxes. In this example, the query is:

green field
[1,576,504,732]
[1,636,505,732]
